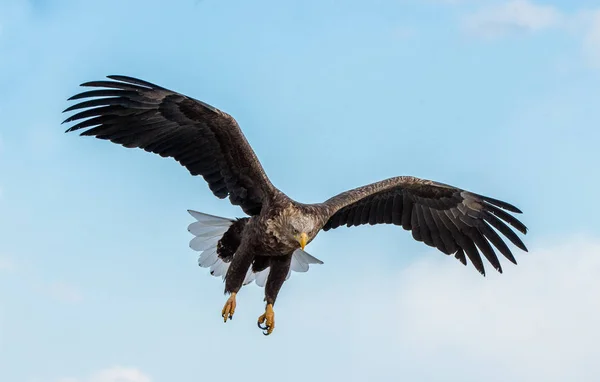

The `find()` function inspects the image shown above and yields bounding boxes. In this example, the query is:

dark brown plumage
[63,75,528,335]
[216,218,248,264]
[322,177,528,276]
[63,75,274,216]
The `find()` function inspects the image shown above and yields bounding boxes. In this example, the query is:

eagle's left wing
[320,176,528,275]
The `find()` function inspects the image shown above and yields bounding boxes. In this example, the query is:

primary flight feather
[63,75,528,335]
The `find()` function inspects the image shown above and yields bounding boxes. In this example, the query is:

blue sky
[1,0,599,381]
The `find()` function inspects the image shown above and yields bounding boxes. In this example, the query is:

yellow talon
[257,304,275,335]
[221,292,237,323]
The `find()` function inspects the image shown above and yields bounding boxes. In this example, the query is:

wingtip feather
[106,75,162,89]
[79,81,103,87]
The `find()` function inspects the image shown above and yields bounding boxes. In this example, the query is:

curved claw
[257,304,275,335]
[221,293,237,323]
[257,321,268,330]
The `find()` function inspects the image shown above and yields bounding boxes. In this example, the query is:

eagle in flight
[63,75,528,335]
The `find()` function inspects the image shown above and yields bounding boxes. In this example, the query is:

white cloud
[56,367,151,382]
[461,1,600,69]
[48,282,83,303]
[463,0,563,38]
[392,235,600,381]
[289,234,600,381]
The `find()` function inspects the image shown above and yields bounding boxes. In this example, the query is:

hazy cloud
[0,132,3,201]
[582,9,600,67]
[392,235,600,381]
[290,234,600,381]
[461,1,600,69]
[0,255,15,271]
[391,25,417,40]
[463,0,563,38]
[56,367,152,382]
[47,282,83,303]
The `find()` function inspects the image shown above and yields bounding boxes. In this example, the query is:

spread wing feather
[322,176,528,276]
[63,75,276,215]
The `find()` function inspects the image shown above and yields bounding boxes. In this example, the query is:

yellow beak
[298,232,308,250]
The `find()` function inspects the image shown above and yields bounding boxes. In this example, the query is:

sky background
[1,0,599,381]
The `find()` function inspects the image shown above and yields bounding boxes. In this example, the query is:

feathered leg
[258,254,292,335]
[221,250,253,323]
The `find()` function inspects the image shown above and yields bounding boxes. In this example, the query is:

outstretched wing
[321,176,528,275]
[62,75,276,215]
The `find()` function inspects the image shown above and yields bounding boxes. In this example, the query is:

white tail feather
[255,268,270,287]
[187,210,234,226]
[210,259,229,278]
[198,248,219,268]
[293,248,324,265]
[190,236,221,252]
[290,254,309,273]
[188,223,229,237]
[188,210,234,279]
[187,210,324,286]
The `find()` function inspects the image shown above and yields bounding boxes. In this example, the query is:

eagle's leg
[258,304,274,335]
[221,292,236,323]
[258,254,292,335]
[222,250,253,323]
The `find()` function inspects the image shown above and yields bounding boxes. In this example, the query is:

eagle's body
[63,75,529,335]
[219,196,326,309]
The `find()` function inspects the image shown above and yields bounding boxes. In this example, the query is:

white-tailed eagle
[63,75,528,335]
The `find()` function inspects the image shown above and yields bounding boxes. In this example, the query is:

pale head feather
[266,205,321,248]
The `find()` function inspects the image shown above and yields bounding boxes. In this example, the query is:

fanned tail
[187,210,324,286]
[187,210,235,279]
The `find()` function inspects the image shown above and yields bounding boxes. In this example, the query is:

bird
[62,75,528,335]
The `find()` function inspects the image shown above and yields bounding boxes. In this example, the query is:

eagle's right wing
[63,75,276,216]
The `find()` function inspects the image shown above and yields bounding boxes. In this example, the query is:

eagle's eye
[291,227,300,235]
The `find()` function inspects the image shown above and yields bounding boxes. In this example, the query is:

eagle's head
[288,215,318,250]
[268,205,322,251]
